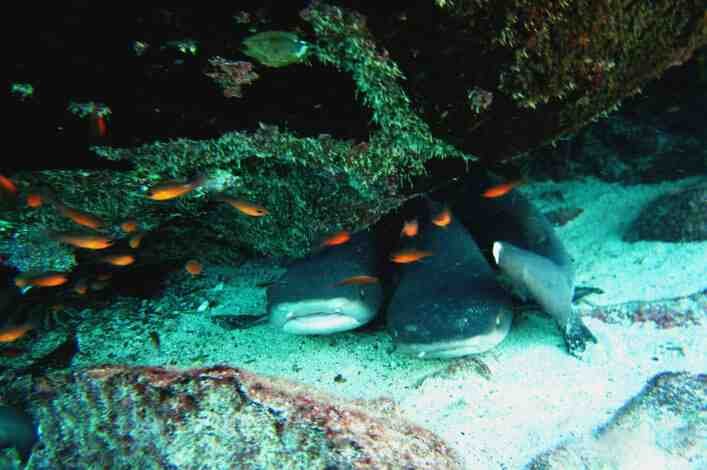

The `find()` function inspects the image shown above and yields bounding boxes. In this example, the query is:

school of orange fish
[0,170,520,344]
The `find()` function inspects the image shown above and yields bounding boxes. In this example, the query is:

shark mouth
[269,297,373,335]
[393,310,512,359]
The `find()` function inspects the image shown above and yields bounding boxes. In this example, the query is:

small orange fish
[129,232,145,249]
[14,271,69,288]
[53,233,114,250]
[0,174,17,194]
[96,273,113,281]
[216,195,269,217]
[0,324,34,343]
[321,230,350,247]
[54,202,105,230]
[334,275,379,286]
[26,193,43,208]
[74,279,88,295]
[91,113,107,137]
[482,180,522,198]
[431,208,452,228]
[185,259,202,276]
[390,249,433,264]
[100,254,135,266]
[400,219,418,237]
[147,175,206,201]
[120,220,138,233]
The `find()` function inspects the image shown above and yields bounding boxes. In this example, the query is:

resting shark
[267,230,384,335]
[387,197,514,358]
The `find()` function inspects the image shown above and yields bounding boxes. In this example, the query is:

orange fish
[26,193,43,208]
[0,174,17,194]
[147,175,206,201]
[431,208,452,228]
[390,249,433,264]
[54,202,105,230]
[216,195,269,217]
[185,259,202,276]
[0,324,34,343]
[120,220,139,233]
[91,113,107,137]
[334,275,379,286]
[14,271,69,288]
[74,279,88,295]
[482,180,522,198]
[128,232,145,249]
[400,219,418,237]
[96,273,113,281]
[100,254,135,266]
[321,230,350,247]
[53,233,114,250]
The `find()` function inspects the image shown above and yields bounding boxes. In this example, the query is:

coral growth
[27,365,463,469]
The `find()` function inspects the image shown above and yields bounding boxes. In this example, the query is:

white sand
[76,176,707,469]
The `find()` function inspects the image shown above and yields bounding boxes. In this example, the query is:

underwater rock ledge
[26,365,464,469]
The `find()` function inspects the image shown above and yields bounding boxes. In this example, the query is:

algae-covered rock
[27,365,464,469]
[624,185,707,242]
[353,0,707,162]
[3,1,704,270]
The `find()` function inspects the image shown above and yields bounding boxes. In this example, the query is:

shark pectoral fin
[492,241,573,320]
[493,241,597,355]
[564,313,598,358]
[572,286,604,302]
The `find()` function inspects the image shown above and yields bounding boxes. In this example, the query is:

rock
[525,371,707,470]
[27,365,463,469]
[544,207,584,227]
[624,185,707,242]
[580,290,705,329]
[5,3,706,270]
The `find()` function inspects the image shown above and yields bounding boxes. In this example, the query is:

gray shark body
[387,198,514,359]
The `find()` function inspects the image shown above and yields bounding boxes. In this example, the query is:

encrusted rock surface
[580,290,706,329]
[624,185,707,242]
[526,371,707,469]
[26,365,463,469]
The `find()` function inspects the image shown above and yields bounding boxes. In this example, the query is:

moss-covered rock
[3,1,705,270]
[624,185,707,242]
[366,0,707,162]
